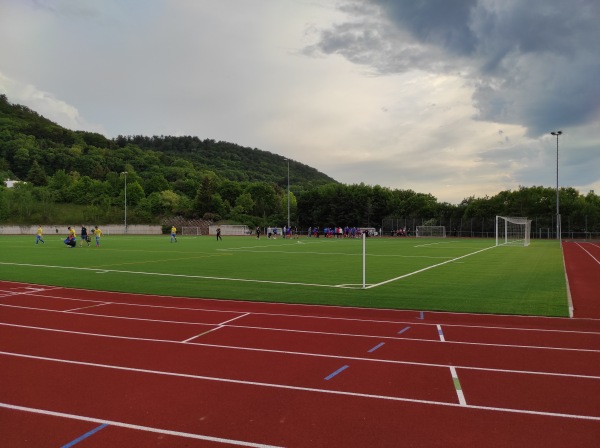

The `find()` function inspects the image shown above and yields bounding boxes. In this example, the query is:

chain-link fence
[381,216,600,240]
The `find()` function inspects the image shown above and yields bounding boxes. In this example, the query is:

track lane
[0,326,460,404]
[196,325,600,377]
[2,354,599,448]
[8,282,599,331]
[0,305,216,342]
[458,368,600,417]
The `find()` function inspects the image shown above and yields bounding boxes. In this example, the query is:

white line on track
[449,366,466,406]
[220,313,251,325]
[63,303,111,312]
[9,280,600,322]
[5,291,600,335]
[575,242,600,265]
[1,322,599,380]
[1,351,599,421]
[0,402,283,448]
[1,303,599,353]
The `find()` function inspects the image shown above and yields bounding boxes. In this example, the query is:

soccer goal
[495,216,532,246]
[416,226,446,237]
[181,227,203,236]
[208,225,251,236]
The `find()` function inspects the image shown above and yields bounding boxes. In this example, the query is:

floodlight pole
[550,131,562,242]
[286,159,290,229]
[120,171,128,233]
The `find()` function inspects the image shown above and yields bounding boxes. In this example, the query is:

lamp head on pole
[551,131,562,136]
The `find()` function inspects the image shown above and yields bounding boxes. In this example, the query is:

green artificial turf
[0,234,568,316]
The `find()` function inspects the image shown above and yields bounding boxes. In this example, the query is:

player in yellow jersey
[93,225,103,247]
[35,225,45,244]
[170,226,177,243]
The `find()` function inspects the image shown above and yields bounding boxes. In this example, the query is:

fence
[0,225,162,235]
[381,216,600,240]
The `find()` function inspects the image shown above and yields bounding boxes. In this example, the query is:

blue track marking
[61,423,108,448]
[417,311,424,320]
[397,326,411,335]
[368,342,385,353]
[325,365,349,380]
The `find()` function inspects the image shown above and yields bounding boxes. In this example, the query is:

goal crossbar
[495,216,532,246]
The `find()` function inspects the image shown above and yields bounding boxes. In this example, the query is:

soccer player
[35,225,45,244]
[80,225,90,247]
[93,226,103,247]
[64,226,77,248]
[170,226,177,243]
[216,227,222,241]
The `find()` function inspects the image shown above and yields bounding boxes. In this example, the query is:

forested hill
[0,94,336,190]
[118,134,336,188]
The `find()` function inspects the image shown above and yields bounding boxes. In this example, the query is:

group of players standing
[35,225,103,248]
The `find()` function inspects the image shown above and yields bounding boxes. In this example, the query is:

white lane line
[2,352,599,421]
[0,402,282,448]
[4,280,600,324]
[437,325,446,342]
[1,323,599,380]
[183,314,250,342]
[1,305,599,353]
[63,303,111,312]
[575,243,600,265]
[220,313,250,325]
[8,293,598,336]
[449,366,466,406]
[182,326,223,343]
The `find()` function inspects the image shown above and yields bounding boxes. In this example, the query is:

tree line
[1,94,599,235]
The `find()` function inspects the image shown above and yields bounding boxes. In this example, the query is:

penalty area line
[365,245,497,289]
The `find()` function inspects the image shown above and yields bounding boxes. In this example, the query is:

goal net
[416,226,446,238]
[495,216,532,246]
[181,227,203,236]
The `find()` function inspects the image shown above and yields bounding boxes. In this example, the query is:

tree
[27,160,48,186]
[235,192,254,214]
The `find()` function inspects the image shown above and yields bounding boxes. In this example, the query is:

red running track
[1,281,599,447]
[563,241,600,318]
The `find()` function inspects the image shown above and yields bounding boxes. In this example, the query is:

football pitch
[0,235,568,317]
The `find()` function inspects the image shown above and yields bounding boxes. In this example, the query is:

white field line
[0,402,282,448]
[365,245,497,289]
[0,244,487,291]
[1,322,599,379]
[0,262,350,289]
[1,351,599,421]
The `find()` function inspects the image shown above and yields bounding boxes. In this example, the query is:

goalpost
[495,216,532,246]
[416,226,446,238]
[181,227,202,236]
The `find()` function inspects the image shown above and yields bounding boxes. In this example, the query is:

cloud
[0,72,106,134]
[1,0,598,204]
[308,0,600,136]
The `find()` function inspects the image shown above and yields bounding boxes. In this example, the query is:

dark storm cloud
[308,0,600,137]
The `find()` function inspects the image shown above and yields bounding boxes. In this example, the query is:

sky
[1,0,599,204]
